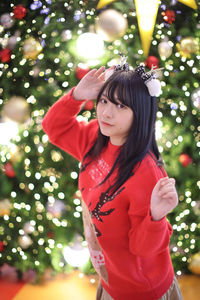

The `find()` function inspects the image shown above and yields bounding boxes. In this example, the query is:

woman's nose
[103,103,113,118]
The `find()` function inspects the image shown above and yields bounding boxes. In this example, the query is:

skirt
[96,276,183,300]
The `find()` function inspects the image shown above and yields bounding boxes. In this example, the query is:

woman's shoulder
[133,151,167,180]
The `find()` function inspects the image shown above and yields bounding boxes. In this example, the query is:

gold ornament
[96,0,197,57]
[23,37,42,60]
[97,0,116,9]
[177,37,199,58]
[97,0,197,10]
[2,96,30,123]
[188,252,200,275]
[95,9,128,42]
[178,0,197,10]
[135,0,159,56]
[0,199,11,216]
[158,38,172,59]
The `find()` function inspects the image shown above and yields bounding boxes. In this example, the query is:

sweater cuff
[145,212,167,232]
[59,87,87,115]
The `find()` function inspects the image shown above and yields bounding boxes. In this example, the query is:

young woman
[42,61,183,300]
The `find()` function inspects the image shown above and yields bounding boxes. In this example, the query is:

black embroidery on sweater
[91,187,125,222]
[80,162,90,173]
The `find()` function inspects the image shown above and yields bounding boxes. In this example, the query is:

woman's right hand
[73,66,107,100]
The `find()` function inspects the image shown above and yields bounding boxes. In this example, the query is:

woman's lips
[101,121,113,127]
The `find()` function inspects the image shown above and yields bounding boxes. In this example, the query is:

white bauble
[95,9,128,42]
[18,235,33,249]
[158,39,172,59]
[0,13,13,29]
[2,96,30,123]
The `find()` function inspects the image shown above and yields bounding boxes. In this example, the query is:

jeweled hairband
[105,53,163,97]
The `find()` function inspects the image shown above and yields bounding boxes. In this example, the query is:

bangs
[97,70,135,108]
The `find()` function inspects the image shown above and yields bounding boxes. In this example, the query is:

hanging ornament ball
[4,162,16,178]
[0,241,5,252]
[158,39,172,59]
[23,222,35,234]
[61,30,72,41]
[0,13,14,28]
[191,87,200,111]
[8,31,20,50]
[13,5,27,20]
[145,56,159,69]
[46,199,66,218]
[18,235,33,249]
[95,9,128,42]
[23,37,42,60]
[84,100,95,110]
[162,10,176,24]
[193,201,200,216]
[2,96,30,123]
[179,153,193,167]
[0,199,11,216]
[76,64,90,80]
[188,252,200,275]
[178,37,199,57]
[0,48,11,63]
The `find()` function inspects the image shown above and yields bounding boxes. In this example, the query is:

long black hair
[82,69,163,195]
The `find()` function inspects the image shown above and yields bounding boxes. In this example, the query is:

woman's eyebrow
[101,94,121,102]
[101,94,109,98]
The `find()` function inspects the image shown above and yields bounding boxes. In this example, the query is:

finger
[160,177,176,187]
[160,193,178,204]
[94,66,105,78]
[86,69,97,77]
[159,177,169,185]
[159,183,176,195]
[99,72,105,81]
[159,190,176,198]
[169,178,176,185]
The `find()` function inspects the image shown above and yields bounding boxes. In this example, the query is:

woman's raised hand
[73,66,107,100]
[150,177,178,221]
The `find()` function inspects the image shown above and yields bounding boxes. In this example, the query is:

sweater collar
[107,139,122,155]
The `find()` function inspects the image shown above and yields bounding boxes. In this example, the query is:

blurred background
[0,0,200,298]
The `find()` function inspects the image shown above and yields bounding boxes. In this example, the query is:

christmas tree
[0,0,199,282]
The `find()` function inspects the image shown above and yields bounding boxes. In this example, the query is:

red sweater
[42,88,174,300]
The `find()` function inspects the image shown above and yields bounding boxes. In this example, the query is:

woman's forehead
[101,92,122,103]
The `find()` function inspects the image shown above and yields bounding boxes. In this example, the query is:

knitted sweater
[42,88,174,300]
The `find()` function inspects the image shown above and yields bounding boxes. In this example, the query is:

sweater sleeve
[128,156,173,257]
[42,87,98,161]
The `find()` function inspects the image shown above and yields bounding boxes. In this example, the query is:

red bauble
[0,241,5,252]
[47,231,54,238]
[84,100,94,110]
[13,5,27,20]
[179,154,193,167]
[4,162,16,178]
[162,10,176,24]
[145,56,159,69]
[76,65,90,80]
[0,48,11,63]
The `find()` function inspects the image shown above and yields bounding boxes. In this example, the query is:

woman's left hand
[150,177,179,221]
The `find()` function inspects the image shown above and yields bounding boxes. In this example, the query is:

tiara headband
[105,53,163,97]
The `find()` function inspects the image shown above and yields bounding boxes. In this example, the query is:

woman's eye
[117,103,125,109]
[100,99,107,104]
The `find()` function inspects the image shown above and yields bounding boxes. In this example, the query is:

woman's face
[96,93,134,146]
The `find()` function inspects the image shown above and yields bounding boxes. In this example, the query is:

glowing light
[76,33,104,59]
[0,121,18,145]
[63,246,90,267]
[135,0,159,56]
